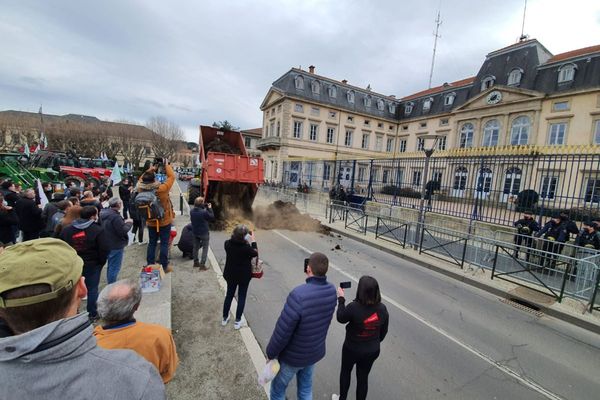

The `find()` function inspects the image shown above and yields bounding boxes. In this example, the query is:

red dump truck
[188,126,263,217]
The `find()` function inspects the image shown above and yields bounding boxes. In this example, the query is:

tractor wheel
[64,176,85,189]
[190,178,201,188]
[188,185,202,205]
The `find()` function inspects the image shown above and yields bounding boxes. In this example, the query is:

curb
[177,181,270,398]
[325,224,600,335]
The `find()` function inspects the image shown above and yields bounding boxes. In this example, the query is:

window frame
[460,123,474,148]
[328,85,337,98]
[294,75,304,90]
[541,176,559,199]
[507,68,523,86]
[361,133,370,149]
[404,102,414,115]
[386,137,394,153]
[347,90,355,103]
[309,124,318,141]
[326,127,335,144]
[311,80,320,94]
[548,122,567,145]
[294,103,304,113]
[399,139,407,153]
[293,121,303,139]
[594,120,600,145]
[375,135,383,152]
[423,97,433,112]
[510,116,530,145]
[558,63,576,83]
[481,76,495,91]
[482,119,500,147]
[344,130,353,147]
[444,92,456,106]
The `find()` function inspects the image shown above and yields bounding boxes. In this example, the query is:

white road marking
[273,229,565,400]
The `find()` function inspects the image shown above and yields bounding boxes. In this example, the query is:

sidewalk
[102,184,267,399]
[316,216,600,334]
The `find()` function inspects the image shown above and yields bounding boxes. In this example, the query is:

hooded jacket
[266,275,337,367]
[59,218,110,267]
[0,313,165,399]
[223,238,258,284]
[100,208,133,250]
[137,164,175,228]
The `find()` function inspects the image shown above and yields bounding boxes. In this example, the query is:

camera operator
[190,196,214,270]
[137,157,175,273]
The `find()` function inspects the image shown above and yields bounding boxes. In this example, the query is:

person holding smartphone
[332,276,389,400]
[222,225,258,330]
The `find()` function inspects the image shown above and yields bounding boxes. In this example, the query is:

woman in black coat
[0,194,19,246]
[222,224,258,330]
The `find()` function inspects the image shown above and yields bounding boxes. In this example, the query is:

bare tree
[146,116,185,160]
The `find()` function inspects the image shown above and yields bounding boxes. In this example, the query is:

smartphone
[303,258,309,273]
[340,281,351,289]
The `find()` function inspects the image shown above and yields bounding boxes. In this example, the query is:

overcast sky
[1,0,599,141]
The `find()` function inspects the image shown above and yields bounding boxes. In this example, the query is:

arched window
[328,85,337,98]
[377,99,384,111]
[459,123,474,148]
[404,102,414,115]
[558,63,577,83]
[347,90,355,103]
[481,75,495,91]
[444,92,456,106]
[389,103,396,114]
[508,68,523,86]
[482,119,500,147]
[294,75,304,90]
[364,95,372,108]
[510,116,530,145]
[311,80,320,94]
[476,167,493,196]
[453,167,468,191]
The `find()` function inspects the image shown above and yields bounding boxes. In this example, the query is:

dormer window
[347,90,355,103]
[404,102,414,115]
[423,97,434,112]
[294,75,304,90]
[364,95,372,108]
[376,99,384,111]
[481,75,495,91]
[444,92,456,106]
[328,85,337,98]
[311,80,320,94]
[558,63,577,83]
[508,68,523,86]
[388,103,396,114]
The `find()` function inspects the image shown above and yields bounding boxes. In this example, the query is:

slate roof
[270,68,400,120]
[401,77,475,101]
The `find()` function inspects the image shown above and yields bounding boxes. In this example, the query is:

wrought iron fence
[277,146,600,227]
[256,187,600,311]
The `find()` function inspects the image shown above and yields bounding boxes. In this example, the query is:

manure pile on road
[253,200,329,233]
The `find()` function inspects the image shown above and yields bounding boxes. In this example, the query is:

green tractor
[0,152,61,190]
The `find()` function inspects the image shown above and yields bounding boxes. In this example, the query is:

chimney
[342,79,348,84]
[308,65,315,74]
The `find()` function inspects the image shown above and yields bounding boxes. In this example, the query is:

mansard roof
[401,77,475,101]
[546,44,600,64]
[270,68,400,120]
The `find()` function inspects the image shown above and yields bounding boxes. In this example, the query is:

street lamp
[414,135,441,249]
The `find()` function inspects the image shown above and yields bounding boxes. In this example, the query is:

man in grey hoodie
[0,238,165,399]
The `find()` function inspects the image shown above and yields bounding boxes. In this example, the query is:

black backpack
[134,189,165,226]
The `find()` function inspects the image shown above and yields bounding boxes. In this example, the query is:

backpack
[134,189,165,228]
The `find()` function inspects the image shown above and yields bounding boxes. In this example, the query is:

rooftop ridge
[546,44,600,64]
[401,77,476,101]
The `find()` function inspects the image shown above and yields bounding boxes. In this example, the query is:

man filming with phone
[137,158,175,273]
[266,252,337,400]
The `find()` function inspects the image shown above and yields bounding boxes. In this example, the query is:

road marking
[273,229,565,400]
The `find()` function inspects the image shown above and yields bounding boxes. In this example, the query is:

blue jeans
[83,264,102,318]
[270,362,314,400]
[107,249,125,284]
[147,224,171,269]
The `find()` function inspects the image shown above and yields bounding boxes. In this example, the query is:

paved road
[210,229,600,400]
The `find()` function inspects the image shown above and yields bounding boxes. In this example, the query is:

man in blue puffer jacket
[266,252,337,400]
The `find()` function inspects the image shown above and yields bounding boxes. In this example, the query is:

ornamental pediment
[455,86,543,111]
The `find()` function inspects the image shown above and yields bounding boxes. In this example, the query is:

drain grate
[500,297,544,317]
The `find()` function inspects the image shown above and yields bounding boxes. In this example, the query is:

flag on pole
[41,133,48,149]
[23,141,30,157]
[36,179,49,208]
[110,161,122,185]
[34,143,40,154]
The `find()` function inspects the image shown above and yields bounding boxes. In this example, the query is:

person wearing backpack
[137,160,175,273]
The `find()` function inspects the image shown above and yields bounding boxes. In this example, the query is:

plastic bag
[258,359,280,386]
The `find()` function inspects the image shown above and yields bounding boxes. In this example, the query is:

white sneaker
[331,395,340,400]
[221,317,229,326]
[234,319,244,330]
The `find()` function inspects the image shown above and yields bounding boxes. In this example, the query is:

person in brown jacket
[137,160,175,272]
[94,279,179,383]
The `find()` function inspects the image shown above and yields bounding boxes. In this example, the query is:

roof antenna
[428,6,442,89]
[519,0,529,42]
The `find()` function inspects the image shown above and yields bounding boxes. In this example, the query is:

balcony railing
[257,136,282,150]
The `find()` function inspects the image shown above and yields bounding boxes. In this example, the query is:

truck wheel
[64,176,85,189]
[188,185,202,205]
[190,178,201,188]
